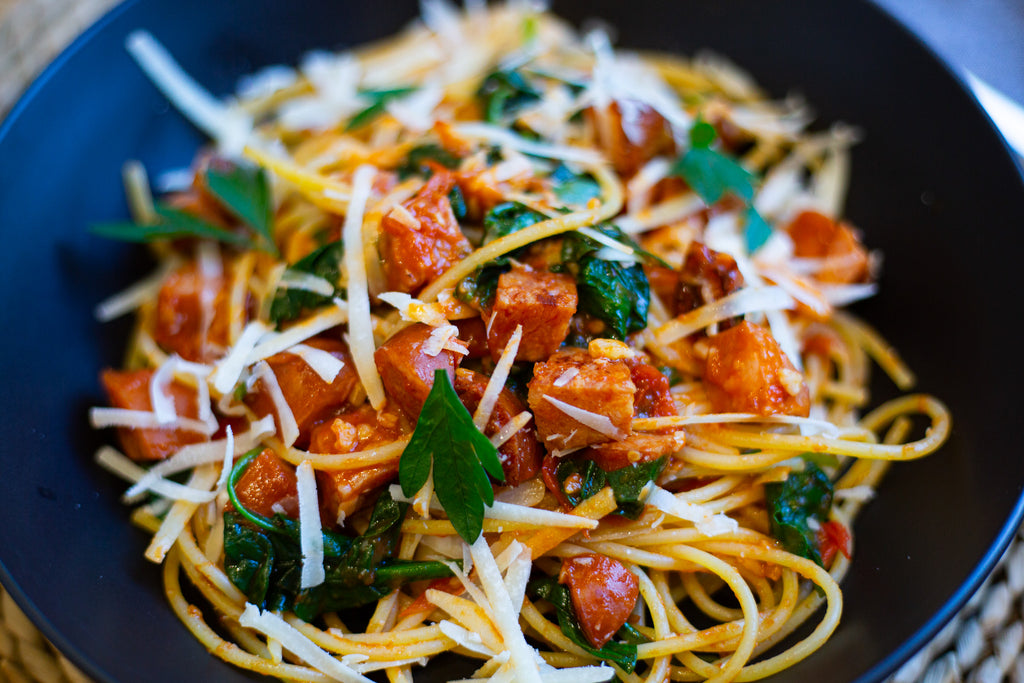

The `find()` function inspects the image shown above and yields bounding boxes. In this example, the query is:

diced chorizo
[232,448,299,518]
[453,316,489,359]
[379,169,472,295]
[527,348,635,452]
[703,321,810,417]
[675,241,745,319]
[487,267,578,362]
[786,209,870,284]
[374,323,463,420]
[153,261,232,363]
[454,368,542,487]
[100,368,206,461]
[559,553,639,649]
[586,99,675,177]
[245,337,360,449]
[317,463,399,527]
[307,404,406,454]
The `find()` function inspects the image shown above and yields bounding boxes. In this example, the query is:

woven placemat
[0,1,1021,682]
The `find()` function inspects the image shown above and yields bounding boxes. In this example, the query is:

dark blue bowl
[2,1,1022,681]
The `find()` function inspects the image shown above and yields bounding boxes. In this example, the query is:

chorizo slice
[379,169,472,294]
[374,323,463,420]
[245,337,360,449]
[487,267,578,362]
[527,348,635,452]
[231,448,299,519]
[100,368,206,461]
[559,553,639,649]
[703,321,810,417]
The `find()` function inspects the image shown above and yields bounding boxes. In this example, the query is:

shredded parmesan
[278,270,336,296]
[343,164,387,410]
[541,395,625,440]
[94,257,179,322]
[238,604,373,683]
[251,361,299,447]
[552,368,579,387]
[213,321,270,394]
[246,305,348,364]
[288,343,345,383]
[469,536,543,683]
[645,485,738,537]
[296,461,326,588]
[125,31,252,155]
[473,325,522,432]
[653,286,795,345]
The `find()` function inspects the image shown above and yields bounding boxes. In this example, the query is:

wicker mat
[1,0,1023,681]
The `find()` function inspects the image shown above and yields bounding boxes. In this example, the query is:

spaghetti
[90,3,951,682]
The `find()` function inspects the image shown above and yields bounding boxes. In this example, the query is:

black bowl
[2,1,1022,682]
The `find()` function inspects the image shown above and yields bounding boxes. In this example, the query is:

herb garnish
[399,370,505,543]
[671,119,773,253]
[92,162,277,255]
[477,68,542,124]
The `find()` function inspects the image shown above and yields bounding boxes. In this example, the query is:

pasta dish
[89,3,951,681]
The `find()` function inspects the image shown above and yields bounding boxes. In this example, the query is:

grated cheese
[552,368,579,388]
[277,270,336,297]
[251,361,300,447]
[473,325,522,432]
[88,407,215,435]
[343,164,387,410]
[94,256,180,322]
[125,31,252,156]
[296,460,326,588]
[246,304,348,364]
[213,320,270,394]
[423,324,464,357]
[541,395,625,440]
[437,620,496,657]
[653,285,795,345]
[469,536,543,683]
[645,485,738,537]
[123,415,275,502]
[288,343,345,384]
[238,604,373,683]
[451,122,605,165]
[95,446,217,504]
[490,411,533,449]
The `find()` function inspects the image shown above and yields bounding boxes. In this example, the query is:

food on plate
[89,2,951,681]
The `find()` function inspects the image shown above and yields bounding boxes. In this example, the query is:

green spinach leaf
[555,457,666,519]
[763,461,834,567]
[269,239,344,325]
[477,68,542,124]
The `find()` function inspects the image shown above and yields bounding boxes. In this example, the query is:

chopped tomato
[818,520,852,567]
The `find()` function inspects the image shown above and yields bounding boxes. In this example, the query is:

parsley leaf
[91,161,278,254]
[671,119,773,253]
[205,163,276,255]
[399,370,505,543]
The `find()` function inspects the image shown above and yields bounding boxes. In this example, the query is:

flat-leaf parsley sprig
[399,369,505,543]
[92,161,278,256]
